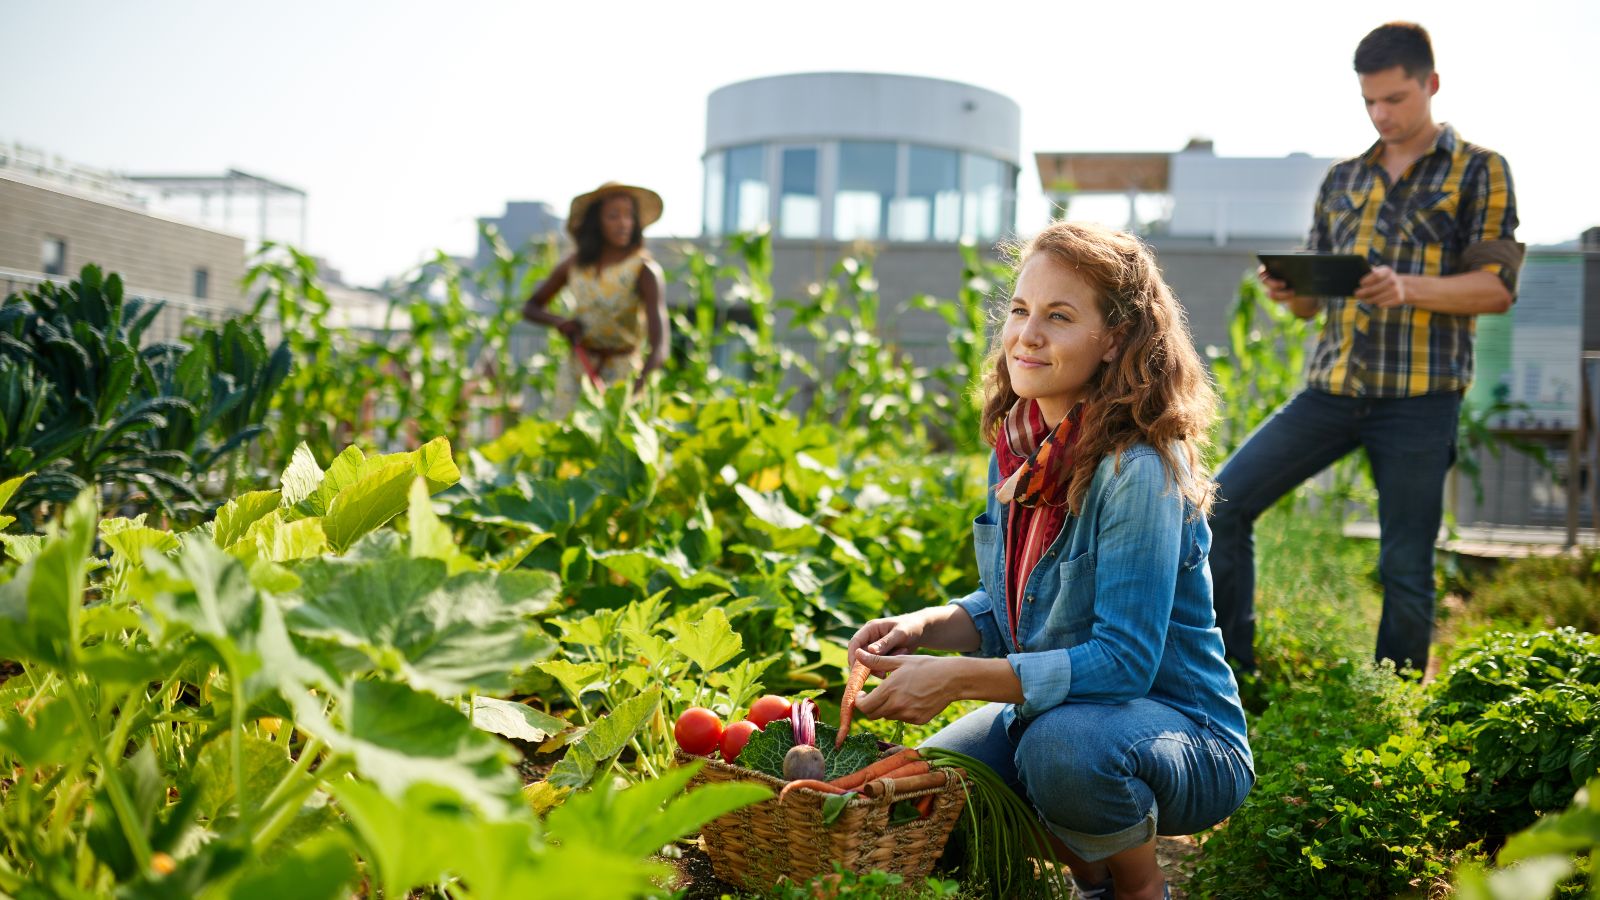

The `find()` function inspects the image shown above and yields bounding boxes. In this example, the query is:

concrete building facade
[0,169,248,341]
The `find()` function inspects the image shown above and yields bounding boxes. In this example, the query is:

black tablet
[1257,253,1372,297]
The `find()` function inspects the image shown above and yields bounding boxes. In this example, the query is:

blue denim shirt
[950,444,1253,765]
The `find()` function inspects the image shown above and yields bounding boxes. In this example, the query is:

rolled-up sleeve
[949,588,1008,659]
[1460,152,1522,299]
[1006,453,1182,718]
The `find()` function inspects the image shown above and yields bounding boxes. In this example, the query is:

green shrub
[1424,629,1600,835]
[1191,661,1475,898]
[1453,776,1600,900]
[1455,553,1600,634]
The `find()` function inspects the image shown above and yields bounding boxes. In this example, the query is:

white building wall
[1167,151,1334,244]
[706,73,1020,165]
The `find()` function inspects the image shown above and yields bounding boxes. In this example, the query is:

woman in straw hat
[523,182,668,416]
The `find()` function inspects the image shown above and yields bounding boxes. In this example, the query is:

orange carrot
[913,793,935,818]
[870,760,930,782]
[779,779,846,801]
[825,747,921,791]
[835,660,873,749]
[861,769,951,799]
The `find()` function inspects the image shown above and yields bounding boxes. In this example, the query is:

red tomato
[746,695,792,729]
[674,707,723,756]
[720,719,759,763]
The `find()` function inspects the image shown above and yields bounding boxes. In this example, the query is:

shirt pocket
[973,514,1001,599]
[1401,189,1461,249]
[1328,190,1368,251]
[1056,550,1097,640]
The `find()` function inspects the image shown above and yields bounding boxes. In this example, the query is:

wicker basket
[678,747,967,891]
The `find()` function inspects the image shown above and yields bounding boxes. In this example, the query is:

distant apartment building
[475,201,564,270]
[0,142,255,339]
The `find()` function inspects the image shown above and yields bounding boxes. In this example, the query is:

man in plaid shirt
[1210,22,1523,677]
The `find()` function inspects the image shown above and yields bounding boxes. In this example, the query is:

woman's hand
[556,318,584,341]
[847,612,928,669]
[849,650,955,725]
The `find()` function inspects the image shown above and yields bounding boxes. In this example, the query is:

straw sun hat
[566,182,664,237]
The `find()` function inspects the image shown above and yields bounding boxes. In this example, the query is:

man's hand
[849,650,952,725]
[556,318,584,341]
[1256,264,1300,304]
[1354,265,1407,308]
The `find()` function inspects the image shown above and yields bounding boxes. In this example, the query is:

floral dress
[551,252,648,416]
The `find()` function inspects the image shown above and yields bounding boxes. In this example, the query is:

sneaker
[1073,876,1113,899]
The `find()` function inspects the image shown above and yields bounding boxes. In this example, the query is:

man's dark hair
[574,194,644,267]
[1354,22,1434,81]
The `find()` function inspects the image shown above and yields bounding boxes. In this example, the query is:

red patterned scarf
[995,400,1083,648]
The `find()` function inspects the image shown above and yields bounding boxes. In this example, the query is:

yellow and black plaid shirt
[1305,124,1519,397]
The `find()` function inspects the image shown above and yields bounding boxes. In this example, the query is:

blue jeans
[922,701,1254,862]
[1208,388,1461,673]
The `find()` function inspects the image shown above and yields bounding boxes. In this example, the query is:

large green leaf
[0,699,84,767]
[0,489,95,669]
[226,833,356,900]
[0,473,29,530]
[320,680,519,817]
[195,732,295,823]
[99,518,180,566]
[214,490,282,549]
[468,696,570,743]
[286,555,557,697]
[547,687,661,790]
[534,659,607,708]
[592,545,733,594]
[307,445,365,517]
[332,780,663,900]
[320,440,463,554]
[330,780,472,898]
[143,537,323,707]
[735,483,812,530]
[279,442,325,509]
[546,760,771,859]
[670,606,743,675]
[322,458,416,554]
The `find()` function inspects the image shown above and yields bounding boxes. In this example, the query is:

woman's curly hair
[979,221,1218,515]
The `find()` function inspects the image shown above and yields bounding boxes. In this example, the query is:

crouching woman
[847,222,1254,899]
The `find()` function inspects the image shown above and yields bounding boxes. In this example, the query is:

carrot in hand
[779,779,847,801]
[826,747,921,791]
[836,660,873,749]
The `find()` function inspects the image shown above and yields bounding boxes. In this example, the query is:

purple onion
[791,698,817,747]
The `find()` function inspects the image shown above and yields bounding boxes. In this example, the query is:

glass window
[41,237,66,276]
[834,141,897,241]
[891,146,961,242]
[703,152,725,236]
[778,147,820,239]
[193,267,209,300]
[725,145,769,235]
[962,154,1008,242]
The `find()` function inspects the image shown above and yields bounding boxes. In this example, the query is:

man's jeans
[1208,388,1461,674]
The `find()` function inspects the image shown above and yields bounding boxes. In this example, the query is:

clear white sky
[3,0,1596,286]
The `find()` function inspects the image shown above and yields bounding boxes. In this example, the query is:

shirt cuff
[1460,239,1524,299]
[948,589,1006,659]
[1007,648,1072,719]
